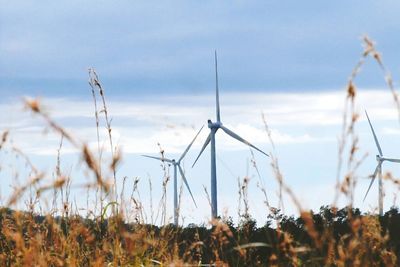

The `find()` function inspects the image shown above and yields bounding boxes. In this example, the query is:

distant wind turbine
[192,51,269,219]
[364,110,400,216]
[142,126,203,225]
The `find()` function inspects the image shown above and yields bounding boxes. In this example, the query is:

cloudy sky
[2,1,400,225]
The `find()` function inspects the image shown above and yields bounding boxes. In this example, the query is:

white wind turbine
[142,126,203,225]
[192,51,269,219]
[364,110,400,216]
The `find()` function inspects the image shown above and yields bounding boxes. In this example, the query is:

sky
[2,1,400,225]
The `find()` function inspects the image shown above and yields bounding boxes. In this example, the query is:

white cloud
[2,89,400,156]
[382,127,400,135]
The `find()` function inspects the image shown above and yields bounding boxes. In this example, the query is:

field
[1,37,400,266]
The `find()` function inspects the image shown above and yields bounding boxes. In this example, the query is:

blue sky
[2,1,400,224]
[2,1,400,97]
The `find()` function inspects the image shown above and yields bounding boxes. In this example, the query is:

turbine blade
[220,125,269,157]
[215,50,221,122]
[384,158,400,163]
[365,110,383,156]
[179,125,204,162]
[178,165,197,208]
[192,132,211,167]
[141,155,173,163]
[363,163,381,201]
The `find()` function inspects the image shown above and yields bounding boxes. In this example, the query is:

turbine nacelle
[208,119,222,129]
[376,155,382,162]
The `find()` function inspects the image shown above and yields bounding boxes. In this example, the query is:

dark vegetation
[0,206,399,265]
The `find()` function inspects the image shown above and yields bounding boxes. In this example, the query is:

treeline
[0,206,399,265]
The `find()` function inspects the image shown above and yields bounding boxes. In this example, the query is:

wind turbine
[364,110,400,216]
[192,51,269,219]
[142,126,203,225]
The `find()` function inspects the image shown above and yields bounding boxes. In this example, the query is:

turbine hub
[376,155,382,162]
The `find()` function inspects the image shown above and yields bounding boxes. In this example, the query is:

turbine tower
[364,110,400,216]
[192,51,269,219]
[142,126,203,225]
